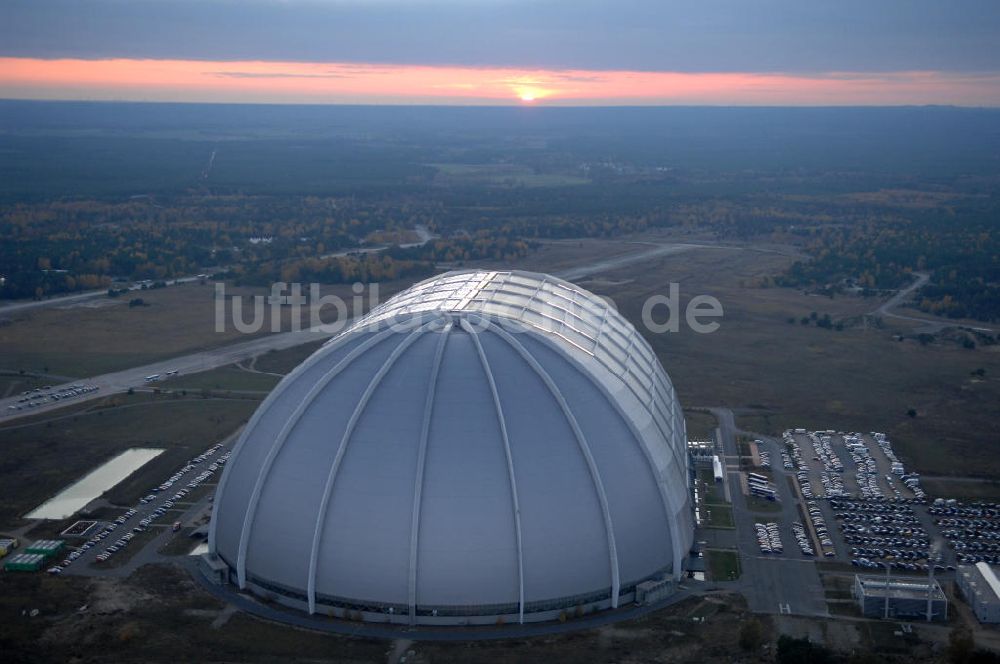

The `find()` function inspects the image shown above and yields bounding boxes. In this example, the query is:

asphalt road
[557,241,736,282]
[870,271,996,334]
[0,323,336,422]
[0,241,719,424]
[0,275,207,316]
[710,407,829,617]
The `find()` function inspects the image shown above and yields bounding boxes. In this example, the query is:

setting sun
[0,58,997,106]
[512,83,549,103]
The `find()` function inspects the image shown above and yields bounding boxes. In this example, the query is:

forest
[1,101,998,320]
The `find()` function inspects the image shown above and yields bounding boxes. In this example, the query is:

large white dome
[209,270,693,625]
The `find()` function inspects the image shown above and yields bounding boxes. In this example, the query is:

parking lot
[747,429,1000,574]
[706,410,831,617]
[48,439,234,575]
[774,429,961,575]
[8,383,100,412]
[931,501,1000,566]
[731,437,833,565]
[37,412,1000,621]
[705,411,993,618]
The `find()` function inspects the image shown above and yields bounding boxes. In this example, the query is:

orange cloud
[1,58,998,106]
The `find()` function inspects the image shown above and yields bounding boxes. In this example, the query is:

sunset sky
[2,0,999,106]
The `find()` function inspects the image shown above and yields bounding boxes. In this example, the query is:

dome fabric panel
[209,270,694,625]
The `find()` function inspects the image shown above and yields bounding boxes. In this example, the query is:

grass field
[706,549,741,581]
[1,283,237,377]
[737,438,754,462]
[253,339,326,375]
[158,526,201,556]
[571,230,1000,479]
[694,464,734,527]
[0,373,49,398]
[0,392,259,526]
[685,410,719,441]
[696,467,725,504]
[0,280,409,378]
[500,232,1000,479]
[703,504,735,528]
[920,478,1000,502]
[162,364,281,392]
[158,339,330,393]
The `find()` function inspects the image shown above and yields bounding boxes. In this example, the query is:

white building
[854,575,947,621]
[957,563,1000,623]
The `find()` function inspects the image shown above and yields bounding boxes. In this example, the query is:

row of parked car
[47,442,233,573]
[850,545,933,561]
[830,499,922,523]
[94,530,139,562]
[955,552,1000,565]
[95,448,232,562]
[844,434,885,500]
[843,534,930,549]
[796,473,816,500]
[838,509,928,546]
[932,500,1000,564]
[784,433,846,503]
[819,471,847,498]
[873,433,927,501]
[10,384,99,411]
[782,434,832,545]
[945,535,1000,551]
[929,501,1000,518]
[937,517,1000,529]
[841,522,925,537]
[809,433,845,474]
[47,508,140,573]
[791,522,815,556]
[804,500,836,555]
[783,439,819,500]
[829,497,942,566]
[755,522,782,554]
[851,557,950,573]
[93,506,156,562]
[154,443,228,495]
[787,429,929,504]
[758,450,771,469]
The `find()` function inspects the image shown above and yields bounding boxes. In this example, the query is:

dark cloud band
[2,0,999,73]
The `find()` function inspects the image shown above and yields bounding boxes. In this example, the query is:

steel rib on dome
[353,270,687,473]
[306,323,433,614]
[209,270,692,625]
[461,318,525,623]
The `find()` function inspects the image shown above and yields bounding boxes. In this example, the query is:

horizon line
[3,58,999,107]
[2,96,998,111]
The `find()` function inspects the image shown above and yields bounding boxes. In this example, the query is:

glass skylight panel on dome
[337,270,683,458]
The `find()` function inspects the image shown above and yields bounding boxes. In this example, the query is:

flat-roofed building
[957,563,1000,623]
[4,552,46,572]
[854,575,947,621]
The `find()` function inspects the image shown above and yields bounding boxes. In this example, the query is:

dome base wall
[210,552,679,626]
